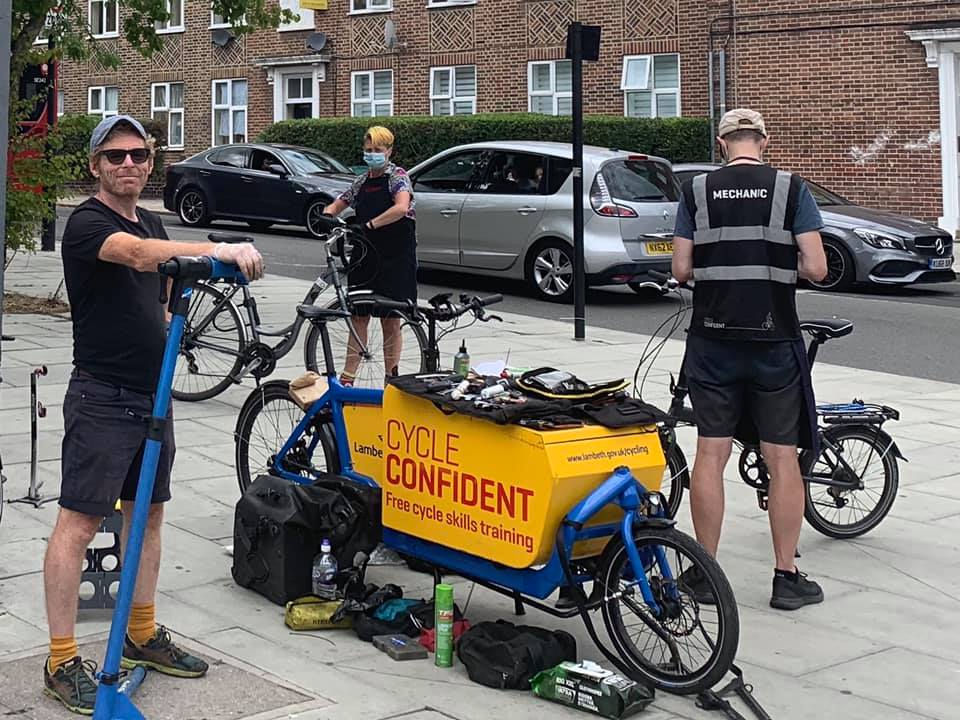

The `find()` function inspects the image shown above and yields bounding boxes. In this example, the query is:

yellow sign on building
[299,0,328,9]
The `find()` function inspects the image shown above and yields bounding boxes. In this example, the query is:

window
[351,70,393,117]
[528,60,571,116]
[152,82,184,149]
[427,0,476,5]
[57,90,64,117]
[88,86,119,119]
[279,0,314,31]
[279,148,352,175]
[413,150,485,193]
[207,146,250,168]
[210,10,229,27]
[283,74,314,119]
[430,66,476,115]
[90,0,119,37]
[156,0,184,32]
[34,12,55,45]
[251,149,283,173]
[350,0,392,14]
[622,54,680,118]
[475,151,546,195]
[600,159,679,203]
[545,157,572,194]
[212,79,247,145]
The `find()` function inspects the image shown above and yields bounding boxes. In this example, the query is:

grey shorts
[60,372,175,517]
[684,335,803,446]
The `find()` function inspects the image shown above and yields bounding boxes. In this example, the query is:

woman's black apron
[349,173,417,305]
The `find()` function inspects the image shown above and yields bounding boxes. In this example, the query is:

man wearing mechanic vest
[671,109,829,611]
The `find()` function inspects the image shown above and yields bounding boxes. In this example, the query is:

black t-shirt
[62,198,169,392]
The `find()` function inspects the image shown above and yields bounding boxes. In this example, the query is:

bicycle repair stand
[8,365,59,508]
[92,256,246,720]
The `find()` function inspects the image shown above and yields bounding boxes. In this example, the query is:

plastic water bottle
[312,539,338,600]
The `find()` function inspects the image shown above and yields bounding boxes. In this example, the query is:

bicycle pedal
[756,492,769,511]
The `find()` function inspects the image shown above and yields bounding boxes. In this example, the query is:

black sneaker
[121,626,208,678]
[43,656,98,715]
[770,569,824,610]
[678,565,716,605]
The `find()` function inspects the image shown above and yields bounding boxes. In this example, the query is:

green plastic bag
[530,661,655,718]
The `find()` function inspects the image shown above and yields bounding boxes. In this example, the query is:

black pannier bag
[456,620,577,689]
[231,474,381,606]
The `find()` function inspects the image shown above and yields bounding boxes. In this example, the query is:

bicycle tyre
[303,300,428,386]
[172,282,246,402]
[801,424,899,539]
[659,441,688,519]
[598,526,739,695]
[234,380,339,496]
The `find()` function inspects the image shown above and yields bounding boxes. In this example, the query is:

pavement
[2,248,960,719]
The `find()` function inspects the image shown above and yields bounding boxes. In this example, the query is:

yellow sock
[48,636,79,672]
[127,603,156,647]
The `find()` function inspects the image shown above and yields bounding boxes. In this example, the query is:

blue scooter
[93,255,247,720]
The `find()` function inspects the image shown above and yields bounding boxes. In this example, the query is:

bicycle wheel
[801,425,899,538]
[234,380,339,495]
[304,300,427,387]
[173,283,246,402]
[658,441,688,519]
[598,526,739,695]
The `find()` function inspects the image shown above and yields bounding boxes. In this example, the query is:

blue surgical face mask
[363,151,387,169]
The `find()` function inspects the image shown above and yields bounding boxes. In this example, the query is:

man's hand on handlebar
[213,242,265,281]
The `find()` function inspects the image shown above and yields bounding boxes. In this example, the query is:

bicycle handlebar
[208,232,255,244]
[157,256,248,285]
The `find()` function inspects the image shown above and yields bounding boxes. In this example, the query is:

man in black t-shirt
[671,109,828,612]
[43,115,264,714]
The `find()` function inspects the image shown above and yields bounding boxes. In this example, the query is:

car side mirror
[268,163,287,177]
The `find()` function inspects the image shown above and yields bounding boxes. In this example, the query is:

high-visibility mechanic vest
[684,164,806,341]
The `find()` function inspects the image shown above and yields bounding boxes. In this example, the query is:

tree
[5,0,295,257]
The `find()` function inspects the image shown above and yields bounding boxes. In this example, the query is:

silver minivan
[408,141,680,302]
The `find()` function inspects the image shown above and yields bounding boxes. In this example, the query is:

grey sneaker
[43,656,98,715]
[121,626,208,678]
[771,570,824,610]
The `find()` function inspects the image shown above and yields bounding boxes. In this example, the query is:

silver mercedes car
[408,141,680,302]
[674,163,956,292]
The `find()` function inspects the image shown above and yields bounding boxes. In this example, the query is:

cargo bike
[232,220,741,696]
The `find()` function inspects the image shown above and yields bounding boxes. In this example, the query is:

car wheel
[526,240,575,303]
[810,237,855,292]
[246,220,272,232]
[305,198,331,239]
[177,187,209,227]
[628,281,667,300]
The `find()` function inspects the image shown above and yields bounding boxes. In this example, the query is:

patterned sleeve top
[337,163,416,220]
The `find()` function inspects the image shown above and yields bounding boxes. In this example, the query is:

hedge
[55,112,168,183]
[258,113,711,169]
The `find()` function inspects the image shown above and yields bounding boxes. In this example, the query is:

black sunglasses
[99,148,151,165]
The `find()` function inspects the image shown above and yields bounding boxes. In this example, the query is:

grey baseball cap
[89,115,148,154]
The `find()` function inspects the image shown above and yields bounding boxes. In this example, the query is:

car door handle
[516,206,538,215]
[199,170,211,176]
[440,209,459,217]
[241,177,253,183]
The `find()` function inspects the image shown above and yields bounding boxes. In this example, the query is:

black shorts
[60,372,175,517]
[684,335,803,446]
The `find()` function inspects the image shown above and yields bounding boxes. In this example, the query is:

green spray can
[434,583,455,667]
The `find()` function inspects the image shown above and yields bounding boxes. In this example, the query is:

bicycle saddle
[799,318,853,339]
[208,232,255,244]
[296,305,352,321]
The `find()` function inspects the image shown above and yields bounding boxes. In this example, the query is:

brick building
[57,0,960,233]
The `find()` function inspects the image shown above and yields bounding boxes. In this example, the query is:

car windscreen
[279,148,351,175]
[601,159,679,202]
[803,178,850,206]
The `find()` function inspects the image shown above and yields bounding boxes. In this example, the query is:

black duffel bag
[457,620,577,690]
[231,474,380,606]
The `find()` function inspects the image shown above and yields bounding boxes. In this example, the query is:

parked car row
[164,142,955,301]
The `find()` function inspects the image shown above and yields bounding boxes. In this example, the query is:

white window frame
[57,89,64,117]
[349,0,393,16]
[351,70,394,117]
[622,54,681,119]
[273,69,320,121]
[279,0,315,31]
[156,0,184,33]
[33,12,56,45]
[210,8,243,28]
[89,0,119,38]
[427,0,476,6]
[151,82,185,149]
[527,60,571,116]
[88,85,119,119]
[211,79,248,145]
[430,66,477,116]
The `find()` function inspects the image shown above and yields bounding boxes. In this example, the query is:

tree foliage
[5,0,294,255]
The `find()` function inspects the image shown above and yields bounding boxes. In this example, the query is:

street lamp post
[1,0,14,380]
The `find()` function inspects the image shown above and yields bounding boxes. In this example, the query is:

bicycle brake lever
[482,314,503,323]
[159,278,169,304]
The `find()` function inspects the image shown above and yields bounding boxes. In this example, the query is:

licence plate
[929,257,953,269]
[645,241,673,255]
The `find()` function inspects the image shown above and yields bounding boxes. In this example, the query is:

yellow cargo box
[366,386,666,569]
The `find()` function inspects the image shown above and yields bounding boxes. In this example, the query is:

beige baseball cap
[718,109,767,138]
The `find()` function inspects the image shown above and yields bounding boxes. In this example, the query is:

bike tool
[93,256,246,720]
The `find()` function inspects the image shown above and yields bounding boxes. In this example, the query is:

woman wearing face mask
[323,125,417,386]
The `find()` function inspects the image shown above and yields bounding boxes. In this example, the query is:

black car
[163,143,357,237]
